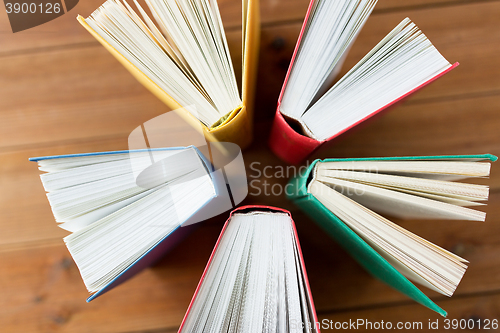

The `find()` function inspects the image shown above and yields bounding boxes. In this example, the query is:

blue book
[30,146,234,301]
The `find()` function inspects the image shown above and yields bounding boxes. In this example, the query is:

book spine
[269,108,323,164]
[209,105,253,149]
[269,0,321,165]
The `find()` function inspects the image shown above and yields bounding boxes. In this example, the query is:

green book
[287,154,497,316]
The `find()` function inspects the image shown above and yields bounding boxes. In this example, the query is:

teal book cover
[287,154,497,316]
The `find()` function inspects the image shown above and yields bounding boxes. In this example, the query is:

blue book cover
[31,146,222,301]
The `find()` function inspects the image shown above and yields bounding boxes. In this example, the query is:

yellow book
[78,0,260,149]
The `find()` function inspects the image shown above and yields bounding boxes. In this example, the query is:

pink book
[178,205,320,332]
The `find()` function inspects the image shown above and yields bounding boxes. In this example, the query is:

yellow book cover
[78,0,260,149]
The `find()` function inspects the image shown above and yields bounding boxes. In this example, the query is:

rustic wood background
[1,0,499,332]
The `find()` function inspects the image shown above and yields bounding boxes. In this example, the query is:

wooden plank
[317,292,500,332]
[0,0,474,53]
[0,137,125,248]
[1,92,498,246]
[0,223,222,333]
[0,194,500,332]
[0,45,169,150]
[1,2,500,150]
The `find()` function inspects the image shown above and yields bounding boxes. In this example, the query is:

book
[30,146,230,301]
[78,0,260,149]
[287,154,497,316]
[269,0,458,164]
[178,206,320,333]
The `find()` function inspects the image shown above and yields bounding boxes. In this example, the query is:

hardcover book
[178,206,320,333]
[287,154,496,315]
[78,0,260,149]
[30,146,231,301]
[269,0,458,164]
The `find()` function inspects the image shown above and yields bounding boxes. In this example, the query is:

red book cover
[178,205,320,332]
[268,0,459,165]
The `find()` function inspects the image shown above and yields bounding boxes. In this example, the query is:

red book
[178,205,320,332]
[269,0,458,165]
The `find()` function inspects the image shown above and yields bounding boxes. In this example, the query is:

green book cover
[287,154,497,317]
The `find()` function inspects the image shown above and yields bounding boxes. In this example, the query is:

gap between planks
[1,88,499,155]
[0,0,499,58]
[117,289,500,333]
[2,185,500,253]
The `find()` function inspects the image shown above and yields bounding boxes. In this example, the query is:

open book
[269,0,458,164]
[288,154,497,316]
[179,206,319,333]
[78,0,260,149]
[30,146,222,301]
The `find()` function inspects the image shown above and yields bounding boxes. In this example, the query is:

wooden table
[1,0,499,332]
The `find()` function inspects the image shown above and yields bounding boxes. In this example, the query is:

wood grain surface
[0,0,499,332]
